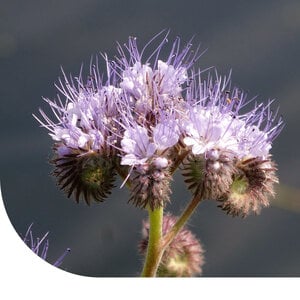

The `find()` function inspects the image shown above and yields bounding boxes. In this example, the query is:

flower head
[111,31,201,123]
[106,32,202,209]
[117,88,184,209]
[38,75,122,155]
[35,31,283,213]
[182,73,283,159]
[34,61,120,204]
[218,157,278,217]
[118,116,177,209]
[35,32,201,208]
[181,72,283,204]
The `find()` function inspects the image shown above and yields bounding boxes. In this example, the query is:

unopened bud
[52,145,116,205]
[153,157,169,169]
[218,156,278,217]
[139,214,204,277]
[182,150,236,200]
[129,159,171,210]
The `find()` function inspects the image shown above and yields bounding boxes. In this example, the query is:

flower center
[81,165,103,187]
[231,176,249,195]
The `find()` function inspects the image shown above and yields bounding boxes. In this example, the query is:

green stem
[162,191,203,250]
[141,206,164,277]
[141,187,203,277]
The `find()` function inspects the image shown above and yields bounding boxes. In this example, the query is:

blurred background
[1,0,300,277]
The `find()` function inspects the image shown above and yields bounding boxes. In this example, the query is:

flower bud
[129,158,171,210]
[52,145,116,205]
[139,214,205,277]
[218,156,278,217]
[182,150,236,200]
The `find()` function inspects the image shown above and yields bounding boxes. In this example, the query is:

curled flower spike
[129,159,172,210]
[118,113,178,209]
[181,72,283,204]
[182,150,236,200]
[111,33,203,209]
[34,59,120,204]
[139,214,204,277]
[218,156,278,217]
[52,148,116,205]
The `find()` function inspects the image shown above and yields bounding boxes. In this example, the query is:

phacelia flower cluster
[181,73,283,216]
[35,31,283,216]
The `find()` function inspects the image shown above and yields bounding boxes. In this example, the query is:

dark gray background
[1,0,300,276]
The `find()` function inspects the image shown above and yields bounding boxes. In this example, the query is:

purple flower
[119,60,187,115]
[118,109,179,208]
[114,33,198,172]
[181,72,283,215]
[23,224,70,268]
[120,124,156,166]
[35,30,283,212]
[120,118,180,167]
[34,61,120,204]
[110,31,201,122]
[34,31,200,205]
[182,72,283,159]
[35,72,122,155]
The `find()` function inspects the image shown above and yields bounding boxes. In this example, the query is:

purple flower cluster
[183,73,282,159]
[35,31,283,215]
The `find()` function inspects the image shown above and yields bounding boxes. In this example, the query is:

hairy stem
[141,206,164,277]
[141,188,203,277]
[162,191,203,250]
